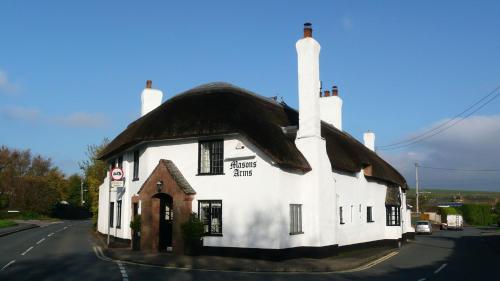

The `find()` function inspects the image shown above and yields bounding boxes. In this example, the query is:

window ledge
[289,232,304,235]
[340,222,345,225]
[367,220,375,223]
[196,173,225,176]
[204,234,223,237]
[132,178,139,182]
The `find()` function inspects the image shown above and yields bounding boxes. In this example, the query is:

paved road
[123,227,500,281]
[0,220,122,281]
[1,223,499,280]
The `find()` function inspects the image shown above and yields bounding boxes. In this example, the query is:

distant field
[406,188,500,209]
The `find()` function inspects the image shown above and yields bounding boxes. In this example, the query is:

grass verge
[0,219,17,228]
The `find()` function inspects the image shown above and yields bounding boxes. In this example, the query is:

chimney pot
[332,86,338,96]
[324,90,330,97]
[146,80,152,89]
[303,22,313,38]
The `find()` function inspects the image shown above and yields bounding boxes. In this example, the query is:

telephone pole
[415,163,419,214]
[80,179,84,206]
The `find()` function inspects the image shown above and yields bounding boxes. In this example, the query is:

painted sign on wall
[230,160,257,177]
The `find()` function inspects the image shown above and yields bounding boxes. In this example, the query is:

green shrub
[130,215,141,231]
[438,207,461,217]
[461,204,494,226]
[182,213,204,242]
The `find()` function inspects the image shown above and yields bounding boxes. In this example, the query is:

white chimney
[319,86,343,130]
[363,131,376,151]
[140,80,163,116]
[296,23,321,139]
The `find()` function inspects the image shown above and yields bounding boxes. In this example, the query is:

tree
[79,139,109,226]
[0,146,67,215]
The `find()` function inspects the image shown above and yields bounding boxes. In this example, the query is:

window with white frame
[133,150,140,181]
[290,204,303,235]
[199,200,222,235]
[116,200,122,228]
[339,206,345,224]
[386,205,400,226]
[109,202,114,227]
[367,206,374,222]
[198,140,224,175]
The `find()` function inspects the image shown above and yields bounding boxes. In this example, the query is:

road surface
[1,221,498,280]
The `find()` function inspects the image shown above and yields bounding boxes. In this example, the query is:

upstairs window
[118,155,123,169]
[133,150,140,181]
[339,206,345,224]
[290,204,303,235]
[199,200,222,235]
[198,140,224,175]
[367,206,374,222]
[386,205,400,226]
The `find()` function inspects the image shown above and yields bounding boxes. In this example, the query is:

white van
[441,214,464,230]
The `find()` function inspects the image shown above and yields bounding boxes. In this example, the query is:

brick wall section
[138,160,194,254]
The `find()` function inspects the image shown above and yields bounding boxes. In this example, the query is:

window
[116,200,122,228]
[199,200,222,235]
[290,204,303,234]
[133,150,140,180]
[109,202,114,227]
[367,206,374,222]
[118,155,123,169]
[198,140,224,175]
[339,206,345,224]
[110,159,116,170]
[386,205,401,226]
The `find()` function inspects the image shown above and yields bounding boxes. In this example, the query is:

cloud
[0,105,40,122]
[0,70,20,96]
[0,105,110,129]
[53,112,110,128]
[382,115,500,191]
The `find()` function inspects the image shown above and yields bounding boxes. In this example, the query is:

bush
[181,213,204,255]
[461,204,494,226]
[182,213,204,242]
[130,215,141,231]
[438,207,461,217]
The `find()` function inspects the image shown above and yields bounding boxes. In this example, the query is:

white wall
[97,134,413,248]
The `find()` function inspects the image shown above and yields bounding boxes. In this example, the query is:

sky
[0,1,499,190]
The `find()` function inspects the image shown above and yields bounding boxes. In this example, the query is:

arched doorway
[153,193,173,252]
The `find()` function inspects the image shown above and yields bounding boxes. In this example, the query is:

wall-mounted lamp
[156,180,163,193]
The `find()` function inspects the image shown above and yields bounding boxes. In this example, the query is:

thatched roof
[99,82,407,189]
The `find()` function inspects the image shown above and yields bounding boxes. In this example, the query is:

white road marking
[434,263,447,274]
[417,278,426,281]
[21,246,34,256]
[116,261,129,280]
[48,232,54,237]
[63,226,68,230]
[1,260,15,271]
[36,238,46,245]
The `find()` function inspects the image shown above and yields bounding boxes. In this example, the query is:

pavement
[101,241,398,272]
[0,219,63,237]
[1,221,500,280]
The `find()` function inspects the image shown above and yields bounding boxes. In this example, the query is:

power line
[419,165,500,172]
[378,83,500,150]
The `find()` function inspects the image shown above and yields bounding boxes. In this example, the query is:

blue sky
[1,1,499,190]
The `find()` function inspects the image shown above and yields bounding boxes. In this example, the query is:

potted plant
[181,213,204,255]
[130,215,141,250]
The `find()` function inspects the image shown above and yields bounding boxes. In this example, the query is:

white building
[97,23,414,257]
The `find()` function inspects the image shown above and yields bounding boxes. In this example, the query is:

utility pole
[80,179,84,206]
[415,163,419,214]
